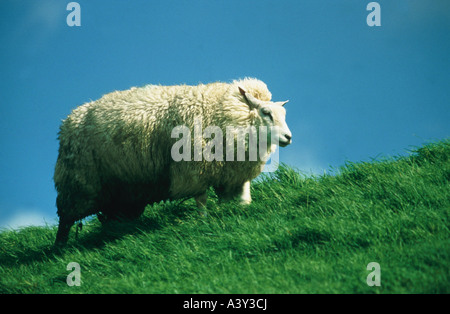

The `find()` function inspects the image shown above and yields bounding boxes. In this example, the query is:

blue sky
[0,0,449,229]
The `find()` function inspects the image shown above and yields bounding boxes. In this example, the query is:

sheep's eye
[261,108,272,119]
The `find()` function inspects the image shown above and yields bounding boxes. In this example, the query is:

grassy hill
[1,140,449,294]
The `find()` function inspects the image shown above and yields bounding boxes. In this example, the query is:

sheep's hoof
[97,212,108,224]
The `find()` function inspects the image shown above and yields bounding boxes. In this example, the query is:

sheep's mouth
[279,139,291,147]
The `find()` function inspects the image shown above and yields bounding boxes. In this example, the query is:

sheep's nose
[285,133,292,141]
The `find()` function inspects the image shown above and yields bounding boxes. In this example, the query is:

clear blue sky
[1,0,449,228]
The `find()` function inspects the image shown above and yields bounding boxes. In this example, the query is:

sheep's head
[239,87,292,147]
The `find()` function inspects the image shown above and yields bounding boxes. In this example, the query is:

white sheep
[54,78,292,244]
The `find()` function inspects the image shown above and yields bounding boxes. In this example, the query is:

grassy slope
[0,140,449,294]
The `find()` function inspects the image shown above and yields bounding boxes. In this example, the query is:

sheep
[54,78,292,245]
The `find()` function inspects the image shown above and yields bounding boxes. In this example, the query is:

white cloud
[0,209,56,230]
[31,0,63,32]
[281,145,328,176]
[10,0,64,53]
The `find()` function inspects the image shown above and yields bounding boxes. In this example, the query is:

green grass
[1,140,449,293]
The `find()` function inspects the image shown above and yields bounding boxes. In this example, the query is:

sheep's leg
[195,191,208,216]
[54,188,96,246]
[216,181,252,205]
[239,181,252,205]
[55,218,74,246]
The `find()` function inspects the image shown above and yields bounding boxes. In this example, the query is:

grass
[0,139,449,293]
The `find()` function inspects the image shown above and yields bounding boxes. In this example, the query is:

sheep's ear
[276,100,289,107]
[238,86,262,109]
